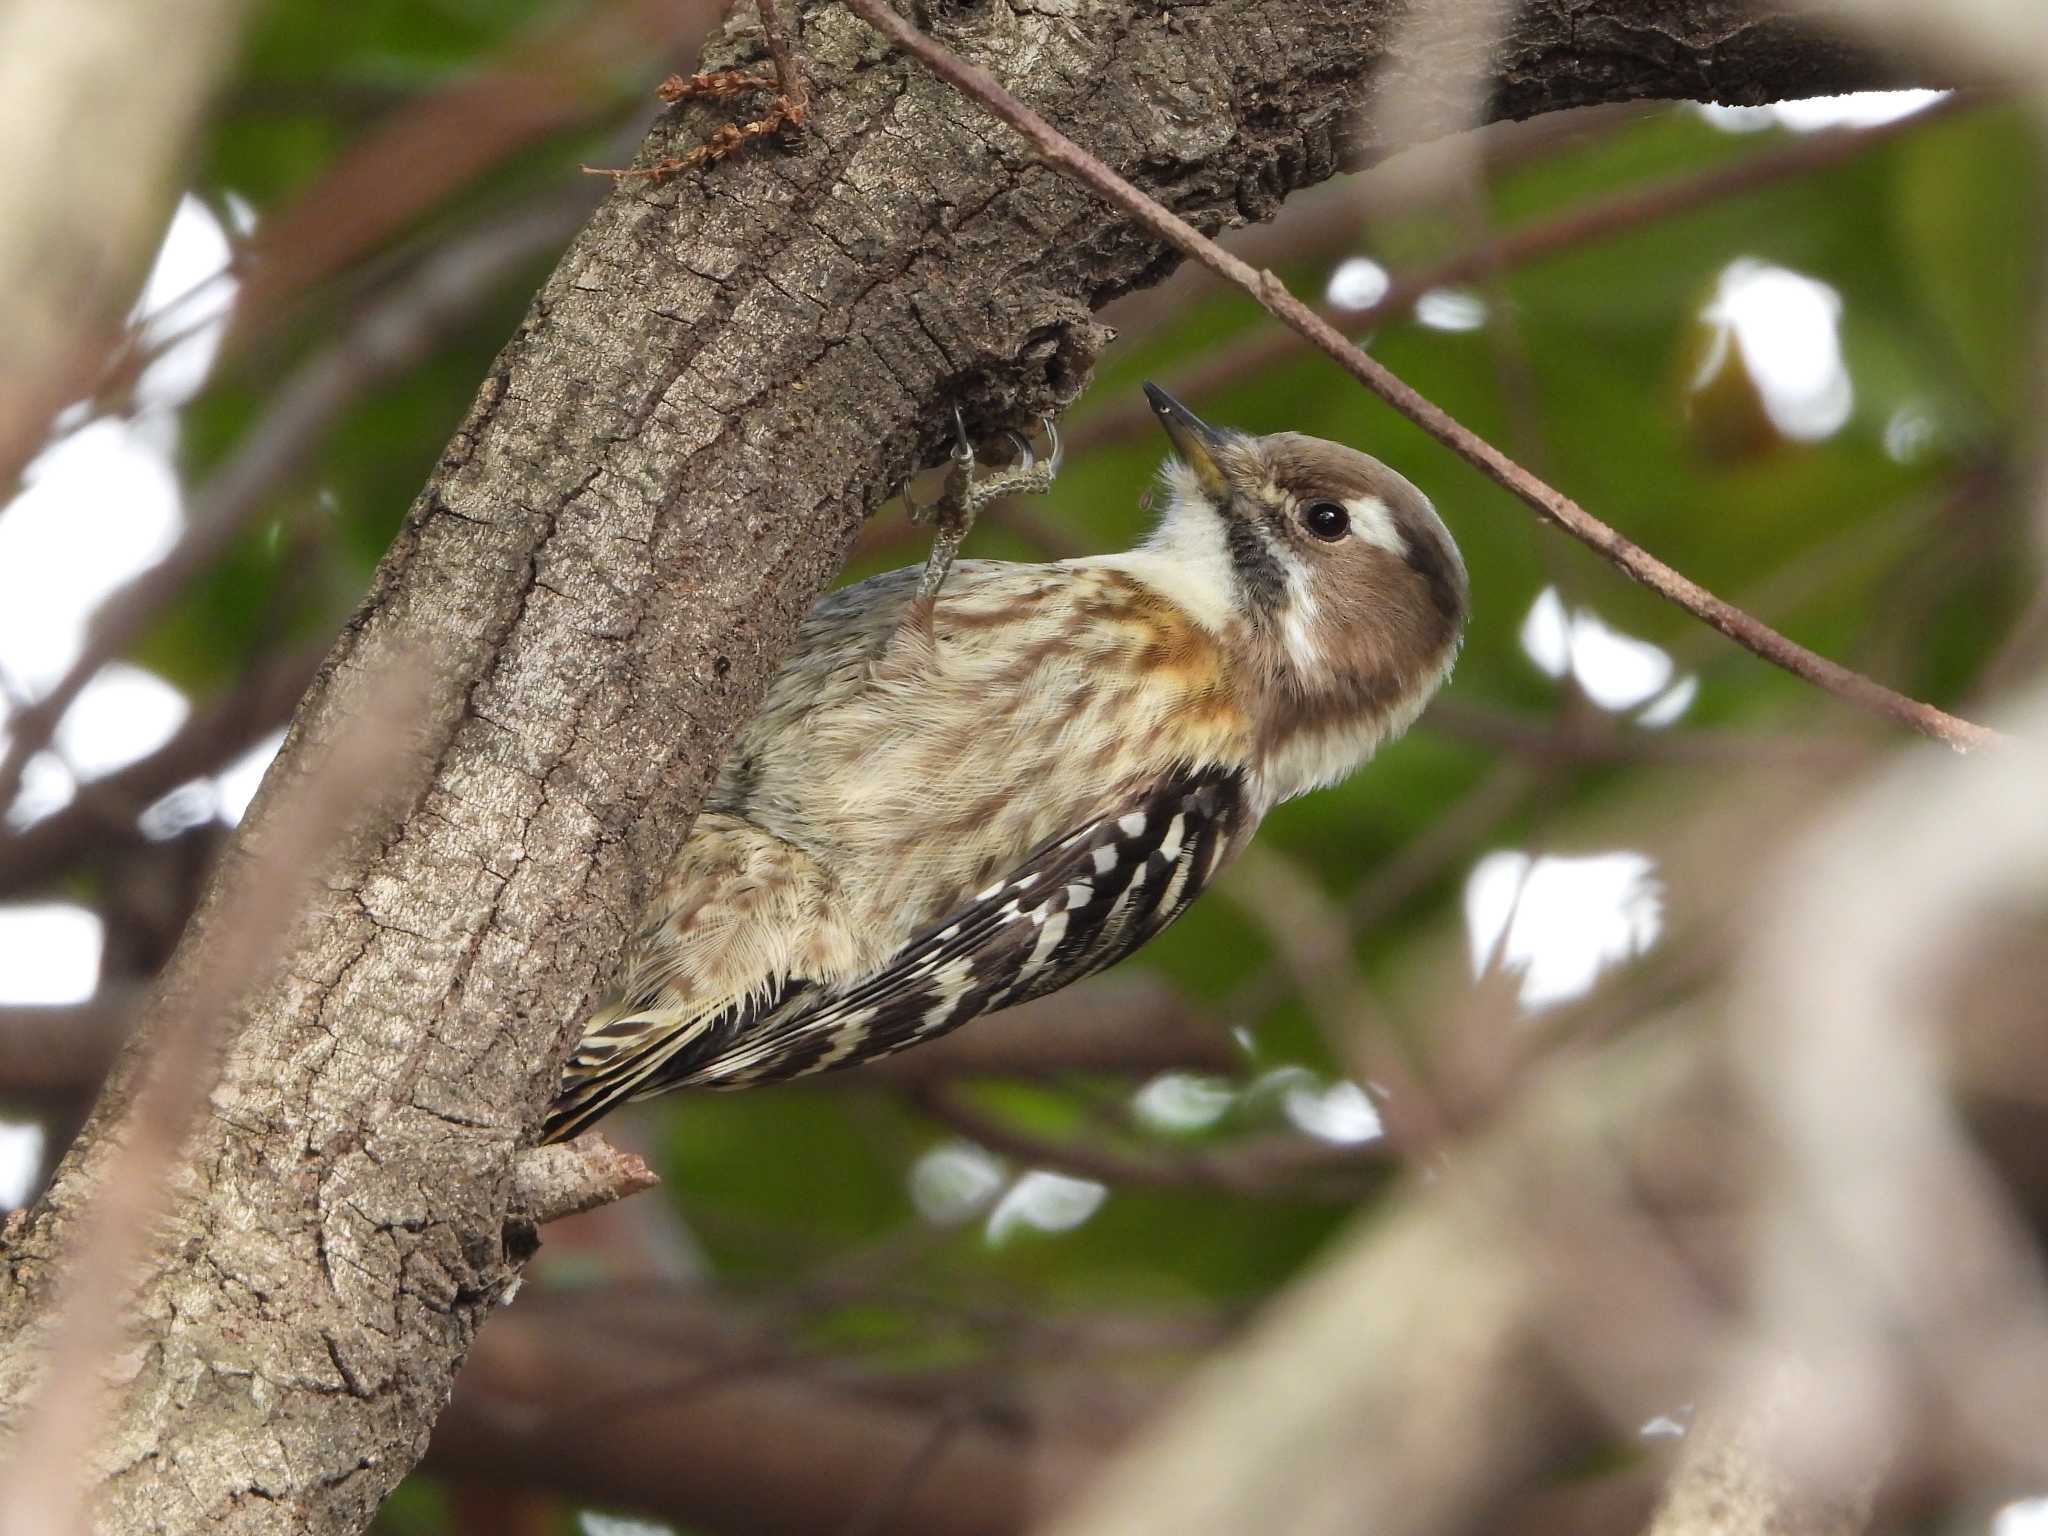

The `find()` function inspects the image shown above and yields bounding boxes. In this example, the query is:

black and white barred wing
[540,763,1251,1142]
[543,972,819,1142]
[689,763,1251,1088]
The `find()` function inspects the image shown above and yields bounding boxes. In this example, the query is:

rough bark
[0,1,1918,1531]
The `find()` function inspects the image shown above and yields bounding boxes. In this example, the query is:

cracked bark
[0,1,1918,1531]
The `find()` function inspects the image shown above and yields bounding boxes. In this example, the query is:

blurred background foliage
[0,2,2041,1533]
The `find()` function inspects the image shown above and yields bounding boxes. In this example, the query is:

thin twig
[1343,759,1541,934]
[754,0,808,124]
[1214,842,1430,1140]
[837,1398,973,1536]
[0,643,323,901]
[1424,700,1874,768]
[911,1085,1388,1198]
[842,0,1997,752]
[1068,94,1983,460]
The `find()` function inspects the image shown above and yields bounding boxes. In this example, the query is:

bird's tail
[541,1001,705,1144]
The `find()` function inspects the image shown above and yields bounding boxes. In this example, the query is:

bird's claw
[963,412,1060,512]
[908,408,1064,605]
[1001,417,1061,480]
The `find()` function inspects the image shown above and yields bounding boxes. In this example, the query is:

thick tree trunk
[0,1,1914,1530]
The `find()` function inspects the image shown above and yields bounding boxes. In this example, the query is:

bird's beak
[1143,382,1231,502]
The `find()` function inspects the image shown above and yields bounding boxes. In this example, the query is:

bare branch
[1072,93,1986,458]
[1215,844,1449,1155]
[911,1084,1387,1197]
[0,644,322,903]
[1,973,1233,1105]
[1424,700,1875,768]
[508,1136,660,1226]
[0,996,136,1103]
[433,1288,1093,1536]
[1038,1106,1564,1536]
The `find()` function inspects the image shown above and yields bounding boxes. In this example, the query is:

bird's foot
[910,409,1061,602]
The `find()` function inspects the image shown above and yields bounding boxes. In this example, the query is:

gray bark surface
[0,2,1911,1530]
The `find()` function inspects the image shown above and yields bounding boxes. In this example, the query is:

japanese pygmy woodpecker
[543,384,1467,1142]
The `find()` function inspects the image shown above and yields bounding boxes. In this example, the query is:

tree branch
[1643,1362,1883,1536]
[911,1083,1387,1198]
[0,971,1231,1106]
[859,973,1235,1083]
[0,645,323,904]
[0,998,135,1105]
[507,1136,660,1226]
[1068,93,1985,459]
[431,1288,1092,1536]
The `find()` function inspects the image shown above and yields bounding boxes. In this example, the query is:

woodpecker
[543,384,1467,1142]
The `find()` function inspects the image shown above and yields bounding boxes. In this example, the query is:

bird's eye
[1302,500,1350,542]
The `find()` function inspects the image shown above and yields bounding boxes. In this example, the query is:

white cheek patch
[1281,564,1322,672]
[1343,495,1408,560]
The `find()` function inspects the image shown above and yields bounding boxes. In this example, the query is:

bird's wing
[542,761,1251,1142]
[668,761,1252,1089]
[543,973,822,1143]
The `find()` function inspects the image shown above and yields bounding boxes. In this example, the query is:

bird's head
[1140,382,1468,798]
